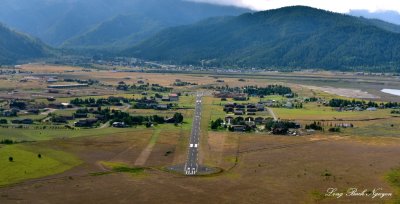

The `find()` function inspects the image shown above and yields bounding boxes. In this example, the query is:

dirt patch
[134,129,161,166]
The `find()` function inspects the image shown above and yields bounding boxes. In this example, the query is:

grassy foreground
[0,144,81,186]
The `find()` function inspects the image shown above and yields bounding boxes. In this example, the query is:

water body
[381,89,400,96]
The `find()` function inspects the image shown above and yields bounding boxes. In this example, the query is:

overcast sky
[189,0,400,13]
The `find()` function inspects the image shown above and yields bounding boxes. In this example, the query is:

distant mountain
[0,0,248,48]
[349,10,400,25]
[126,6,400,72]
[0,23,50,64]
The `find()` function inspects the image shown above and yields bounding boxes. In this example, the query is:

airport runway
[184,92,203,175]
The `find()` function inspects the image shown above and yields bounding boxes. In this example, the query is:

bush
[0,139,14,145]
[328,127,341,132]
[9,157,13,162]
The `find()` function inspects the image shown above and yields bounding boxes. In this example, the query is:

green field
[0,144,81,186]
[272,103,392,121]
[0,126,147,141]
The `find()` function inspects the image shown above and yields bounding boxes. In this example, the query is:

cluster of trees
[243,85,294,97]
[304,97,319,102]
[328,99,377,108]
[305,121,323,131]
[265,120,300,135]
[328,99,400,108]
[109,111,184,127]
[151,84,173,92]
[70,97,130,107]
[391,110,400,114]
[64,78,98,85]
[173,81,197,86]
[10,101,26,109]
[328,127,341,132]
[210,118,224,130]
[0,139,14,144]
[212,85,294,97]
[0,119,7,124]
[118,83,173,93]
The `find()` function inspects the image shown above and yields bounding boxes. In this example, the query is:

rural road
[184,92,203,175]
[267,108,278,121]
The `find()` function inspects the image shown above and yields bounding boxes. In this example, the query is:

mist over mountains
[0,0,248,48]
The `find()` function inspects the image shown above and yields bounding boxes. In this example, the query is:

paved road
[184,92,203,175]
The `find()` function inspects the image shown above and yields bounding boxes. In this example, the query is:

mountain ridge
[0,23,51,64]
[125,6,400,72]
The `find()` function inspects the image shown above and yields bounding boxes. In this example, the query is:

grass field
[0,126,147,141]
[0,144,81,186]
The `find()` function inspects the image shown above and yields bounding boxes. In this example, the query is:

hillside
[62,0,248,50]
[0,0,248,47]
[126,6,400,72]
[0,23,50,64]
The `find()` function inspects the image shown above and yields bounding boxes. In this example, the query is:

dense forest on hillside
[0,24,50,64]
[127,6,400,72]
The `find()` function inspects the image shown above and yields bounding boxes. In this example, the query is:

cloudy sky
[189,0,400,13]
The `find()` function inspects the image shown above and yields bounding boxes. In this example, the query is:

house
[236,104,245,109]
[232,125,246,132]
[224,103,235,108]
[366,107,377,111]
[256,104,265,111]
[225,116,234,124]
[161,96,170,101]
[12,118,33,124]
[74,113,88,118]
[223,107,234,113]
[247,112,256,115]
[156,104,169,110]
[52,116,74,123]
[234,110,244,115]
[285,102,293,109]
[247,108,257,113]
[169,94,179,101]
[255,117,265,125]
[75,118,98,127]
[112,122,126,128]
[27,109,40,115]
[47,78,58,83]
[47,97,56,102]
[233,96,247,101]
[95,115,106,120]
[2,109,17,117]
[246,104,256,109]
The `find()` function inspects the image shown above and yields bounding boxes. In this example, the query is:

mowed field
[0,65,400,203]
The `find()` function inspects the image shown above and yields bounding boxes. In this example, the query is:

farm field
[0,64,399,203]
